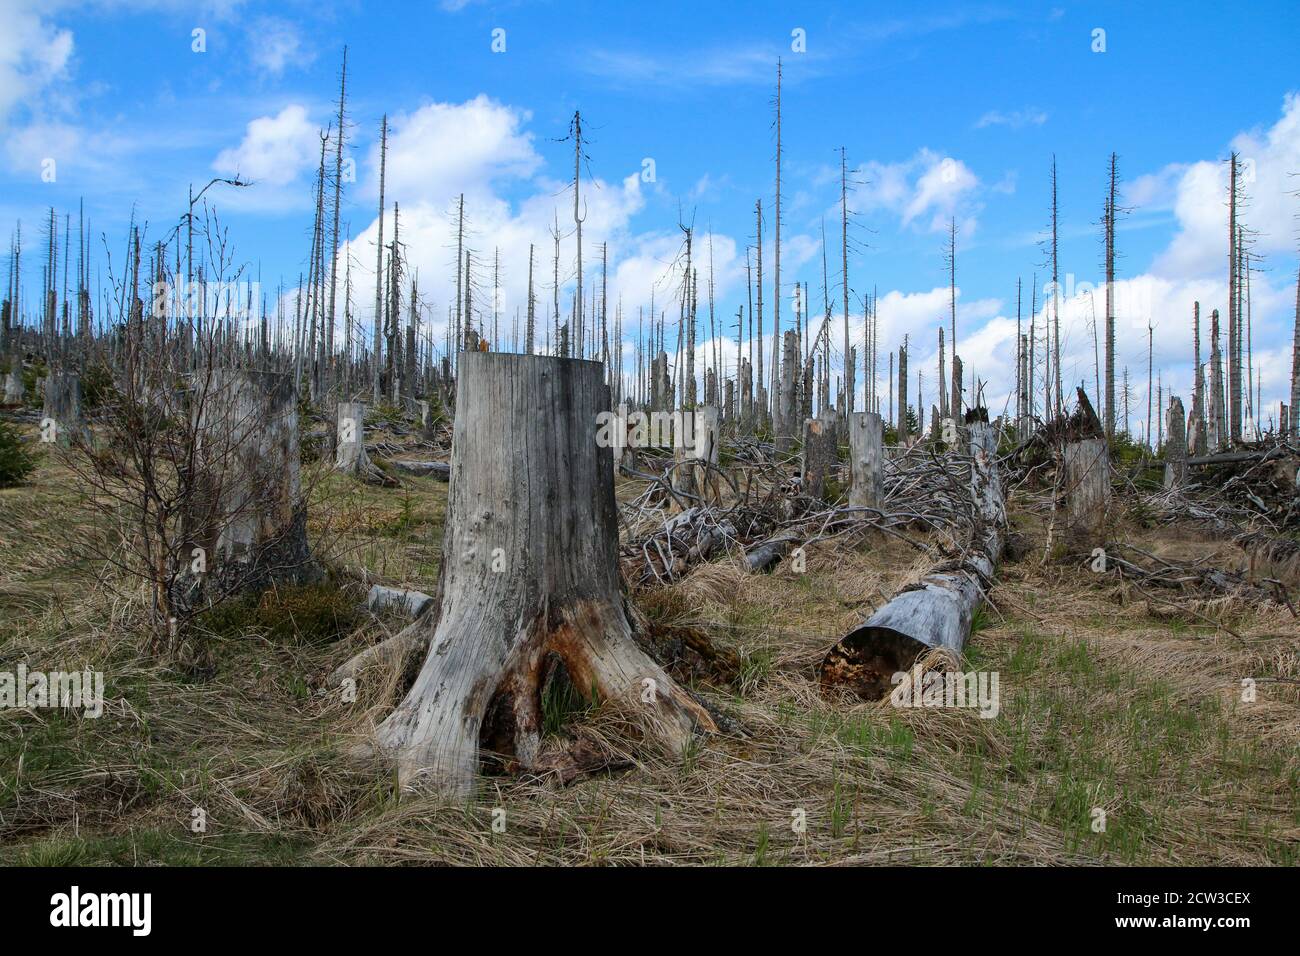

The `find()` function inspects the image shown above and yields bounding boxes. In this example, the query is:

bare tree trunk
[1209,308,1226,450]
[776,329,797,452]
[800,412,836,501]
[369,353,714,795]
[1105,153,1117,439]
[42,370,82,445]
[325,47,348,397]
[772,60,782,426]
[1050,157,1063,417]
[3,352,22,404]
[896,339,909,443]
[1227,154,1241,443]
[1063,438,1110,550]
[1164,396,1187,489]
[948,217,961,419]
[186,370,317,602]
[372,117,387,404]
[848,410,883,507]
[1291,264,1300,438]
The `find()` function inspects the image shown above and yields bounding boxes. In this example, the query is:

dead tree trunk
[849,410,883,508]
[333,401,394,486]
[1164,396,1187,489]
[369,353,714,795]
[42,370,82,445]
[801,412,837,501]
[775,329,798,453]
[3,353,22,404]
[183,370,317,605]
[1063,437,1110,550]
[818,420,1004,699]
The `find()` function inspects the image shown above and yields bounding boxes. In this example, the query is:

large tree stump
[818,421,1004,699]
[371,352,714,795]
[1063,437,1110,549]
[181,369,317,605]
[849,411,884,508]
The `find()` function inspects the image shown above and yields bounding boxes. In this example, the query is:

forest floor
[1,424,1297,866]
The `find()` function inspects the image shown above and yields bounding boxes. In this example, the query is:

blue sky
[3,0,1299,433]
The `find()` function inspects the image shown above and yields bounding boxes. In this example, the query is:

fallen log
[818,420,1005,700]
[744,533,799,573]
[366,584,434,619]
[389,459,451,480]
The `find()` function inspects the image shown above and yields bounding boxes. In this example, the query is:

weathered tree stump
[849,411,884,508]
[801,412,837,501]
[688,404,721,502]
[3,353,23,404]
[370,352,714,795]
[334,401,396,486]
[42,371,82,446]
[818,421,1004,699]
[1164,396,1187,489]
[1063,437,1110,549]
[183,369,318,602]
[775,330,798,453]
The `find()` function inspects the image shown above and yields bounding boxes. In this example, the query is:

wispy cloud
[580,44,820,89]
[974,107,1048,130]
[248,16,313,77]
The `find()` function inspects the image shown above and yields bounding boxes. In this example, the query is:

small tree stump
[334,401,396,486]
[849,411,884,508]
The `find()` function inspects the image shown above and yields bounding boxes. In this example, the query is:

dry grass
[1,448,1296,866]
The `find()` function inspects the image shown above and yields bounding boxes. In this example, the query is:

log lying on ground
[367,584,434,619]
[367,352,715,795]
[389,459,450,480]
[818,420,1005,700]
[743,533,800,573]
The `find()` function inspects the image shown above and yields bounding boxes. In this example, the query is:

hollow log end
[817,624,930,701]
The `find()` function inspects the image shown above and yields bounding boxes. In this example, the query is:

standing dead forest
[1,49,1298,868]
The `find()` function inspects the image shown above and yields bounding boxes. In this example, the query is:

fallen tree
[361,352,716,795]
[818,417,1005,700]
